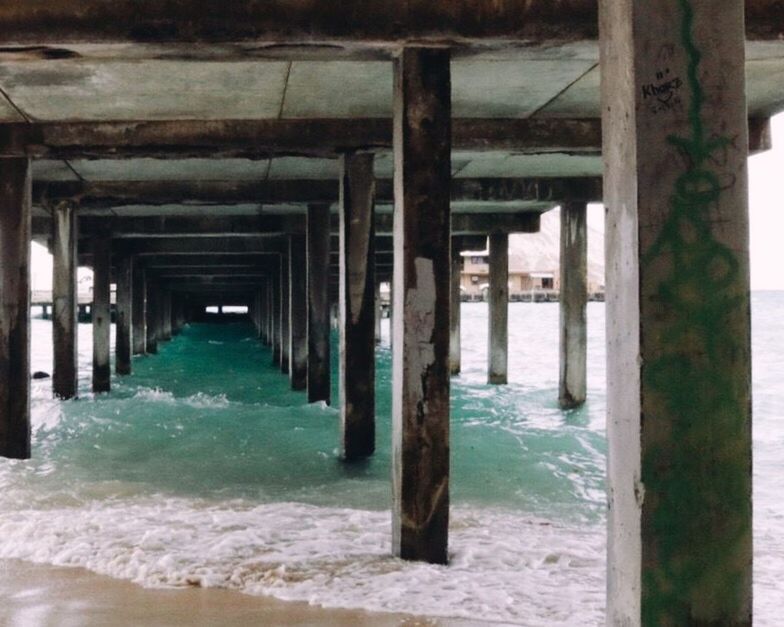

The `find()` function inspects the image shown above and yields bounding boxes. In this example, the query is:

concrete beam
[0,158,31,459]
[32,178,602,210]
[1,2,781,45]
[601,0,753,622]
[52,200,78,399]
[339,152,376,461]
[58,213,540,245]
[392,48,451,565]
[5,118,608,159]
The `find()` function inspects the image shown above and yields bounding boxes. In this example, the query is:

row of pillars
[0,6,754,618]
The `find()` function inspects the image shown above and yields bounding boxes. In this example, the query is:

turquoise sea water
[0,296,782,624]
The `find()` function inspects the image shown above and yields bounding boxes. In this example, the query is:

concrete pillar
[392,48,451,564]
[600,1,752,623]
[488,232,508,385]
[271,262,281,366]
[289,235,308,391]
[131,259,146,355]
[263,278,272,346]
[52,200,78,400]
[115,255,133,375]
[559,202,587,408]
[160,289,172,341]
[0,158,31,459]
[449,244,462,376]
[339,152,376,461]
[374,282,382,345]
[280,253,290,374]
[92,234,111,393]
[145,278,158,354]
[307,203,331,404]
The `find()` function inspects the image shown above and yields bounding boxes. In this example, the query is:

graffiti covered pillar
[599,0,752,624]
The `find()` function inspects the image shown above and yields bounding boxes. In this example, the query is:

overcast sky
[31,112,784,292]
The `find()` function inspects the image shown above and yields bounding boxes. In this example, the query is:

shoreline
[0,559,492,626]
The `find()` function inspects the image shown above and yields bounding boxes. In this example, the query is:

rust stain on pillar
[392,47,451,565]
[0,158,31,459]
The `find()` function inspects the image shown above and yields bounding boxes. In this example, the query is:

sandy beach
[0,560,490,627]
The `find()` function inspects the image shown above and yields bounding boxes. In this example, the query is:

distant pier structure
[0,1,779,622]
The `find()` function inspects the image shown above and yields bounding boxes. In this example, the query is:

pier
[0,1,781,623]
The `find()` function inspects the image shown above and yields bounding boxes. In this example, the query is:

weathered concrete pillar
[307,203,331,404]
[559,202,587,408]
[145,278,158,354]
[264,278,272,346]
[160,289,172,341]
[131,259,146,355]
[339,152,376,461]
[488,232,508,385]
[92,233,111,393]
[600,1,752,623]
[0,158,31,459]
[52,200,78,400]
[449,244,462,376]
[280,253,290,374]
[289,235,308,391]
[392,48,451,564]
[115,255,133,375]
[374,282,382,345]
[271,261,281,366]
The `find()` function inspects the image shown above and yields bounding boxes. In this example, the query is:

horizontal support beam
[34,177,603,208]
[4,119,607,158]
[45,211,540,240]
[0,2,781,44]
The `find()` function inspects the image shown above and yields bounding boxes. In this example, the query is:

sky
[30,113,784,292]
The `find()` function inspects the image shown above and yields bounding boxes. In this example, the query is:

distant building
[459,209,605,302]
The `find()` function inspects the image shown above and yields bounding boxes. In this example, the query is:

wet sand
[0,560,486,627]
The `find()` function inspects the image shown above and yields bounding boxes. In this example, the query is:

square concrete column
[145,278,159,354]
[339,152,376,461]
[392,47,451,564]
[52,200,78,399]
[289,235,308,391]
[160,289,172,341]
[115,255,133,375]
[0,158,31,459]
[449,243,462,376]
[280,253,290,374]
[131,259,146,355]
[264,278,272,346]
[91,234,111,393]
[600,0,752,623]
[271,260,282,366]
[488,232,508,385]
[307,203,331,405]
[559,202,587,408]
[374,282,382,345]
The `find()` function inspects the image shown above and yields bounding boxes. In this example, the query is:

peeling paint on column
[405,257,437,407]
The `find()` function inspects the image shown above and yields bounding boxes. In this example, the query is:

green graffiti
[640,0,750,624]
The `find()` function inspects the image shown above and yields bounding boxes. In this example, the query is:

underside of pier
[0,1,782,623]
